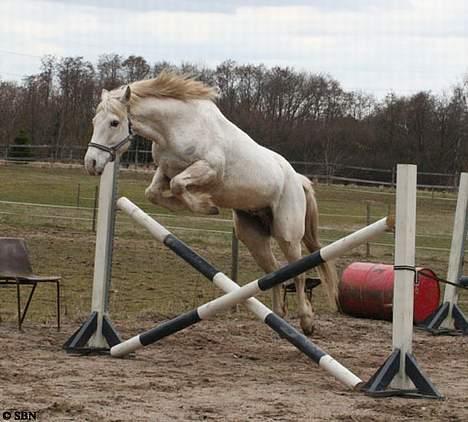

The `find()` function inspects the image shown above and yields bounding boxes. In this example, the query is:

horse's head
[84,86,133,175]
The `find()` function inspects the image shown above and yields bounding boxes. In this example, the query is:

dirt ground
[1,312,468,422]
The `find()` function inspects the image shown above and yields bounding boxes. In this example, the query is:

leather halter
[88,118,134,162]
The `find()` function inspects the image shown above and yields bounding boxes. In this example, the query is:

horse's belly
[211,183,277,210]
[212,161,285,210]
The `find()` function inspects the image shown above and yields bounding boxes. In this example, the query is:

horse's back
[211,112,300,210]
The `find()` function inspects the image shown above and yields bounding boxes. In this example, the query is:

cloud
[32,0,393,14]
[0,0,467,96]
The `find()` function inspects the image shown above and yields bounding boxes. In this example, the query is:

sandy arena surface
[1,312,468,422]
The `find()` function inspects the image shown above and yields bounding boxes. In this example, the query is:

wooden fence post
[76,184,81,208]
[231,228,239,283]
[92,185,99,233]
[366,203,371,257]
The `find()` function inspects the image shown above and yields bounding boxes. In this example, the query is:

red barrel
[339,262,440,324]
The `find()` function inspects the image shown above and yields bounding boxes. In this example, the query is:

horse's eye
[110,120,120,127]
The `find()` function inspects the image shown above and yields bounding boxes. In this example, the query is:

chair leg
[56,281,61,331]
[16,280,21,330]
[19,283,37,328]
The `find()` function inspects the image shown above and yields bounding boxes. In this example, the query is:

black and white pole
[112,197,392,389]
[363,164,442,399]
[64,160,122,352]
[423,172,468,334]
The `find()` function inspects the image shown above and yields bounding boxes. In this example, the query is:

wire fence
[0,143,461,190]
[0,197,455,254]
[0,162,461,303]
[290,161,459,190]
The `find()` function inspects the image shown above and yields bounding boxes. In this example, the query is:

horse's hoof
[161,189,175,198]
[300,317,315,336]
[145,191,158,205]
[273,306,288,318]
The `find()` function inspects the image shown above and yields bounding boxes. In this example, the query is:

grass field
[0,162,465,328]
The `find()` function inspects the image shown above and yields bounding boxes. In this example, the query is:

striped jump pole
[112,197,393,389]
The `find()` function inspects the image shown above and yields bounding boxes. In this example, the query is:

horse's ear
[120,85,131,104]
[101,89,109,100]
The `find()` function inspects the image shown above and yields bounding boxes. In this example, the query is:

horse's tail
[300,175,340,311]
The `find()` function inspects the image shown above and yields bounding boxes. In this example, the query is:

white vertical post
[88,159,119,347]
[441,172,468,328]
[391,164,417,390]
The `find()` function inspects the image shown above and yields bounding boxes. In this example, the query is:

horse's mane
[130,71,218,102]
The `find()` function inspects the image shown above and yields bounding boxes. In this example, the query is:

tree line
[1,54,467,173]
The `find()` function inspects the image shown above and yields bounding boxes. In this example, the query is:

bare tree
[0,81,22,144]
[122,55,150,83]
[97,54,123,90]
[0,55,466,174]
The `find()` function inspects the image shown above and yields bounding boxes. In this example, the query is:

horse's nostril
[92,159,97,168]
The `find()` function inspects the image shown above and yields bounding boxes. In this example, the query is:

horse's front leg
[145,166,186,211]
[169,160,220,215]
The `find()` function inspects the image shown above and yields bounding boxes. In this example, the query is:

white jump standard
[423,172,468,334]
[362,164,442,399]
[63,160,122,352]
[112,198,391,388]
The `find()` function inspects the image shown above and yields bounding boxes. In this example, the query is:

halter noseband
[88,118,134,162]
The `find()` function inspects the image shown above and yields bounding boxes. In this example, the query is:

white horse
[84,71,338,335]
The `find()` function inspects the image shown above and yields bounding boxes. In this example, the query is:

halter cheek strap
[88,118,134,162]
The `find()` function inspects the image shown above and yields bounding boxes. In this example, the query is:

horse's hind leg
[271,176,315,335]
[233,210,286,317]
[277,240,315,335]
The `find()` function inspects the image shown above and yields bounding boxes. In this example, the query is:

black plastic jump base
[361,349,443,399]
[420,302,468,336]
[63,311,122,354]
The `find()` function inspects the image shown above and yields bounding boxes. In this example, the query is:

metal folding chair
[0,237,61,330]
[282,277,322,306]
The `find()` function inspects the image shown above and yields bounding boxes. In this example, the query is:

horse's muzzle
[84,150,104,176]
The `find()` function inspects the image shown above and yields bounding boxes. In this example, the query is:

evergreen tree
[9,129,32,161]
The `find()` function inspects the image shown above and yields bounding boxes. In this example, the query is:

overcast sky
[1,0,467,98]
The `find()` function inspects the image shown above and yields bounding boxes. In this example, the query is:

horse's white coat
[84,73,338,334]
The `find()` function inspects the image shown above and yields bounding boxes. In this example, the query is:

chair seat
[282,277,322,307]
[16,275,61,282]
[1,275,61,282]
[283,277,321,292]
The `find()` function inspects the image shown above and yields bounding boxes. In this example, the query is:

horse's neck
[131,97,218,149]
[129,98,171,146]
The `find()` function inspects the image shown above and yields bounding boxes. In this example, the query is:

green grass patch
[0,163,463,327]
